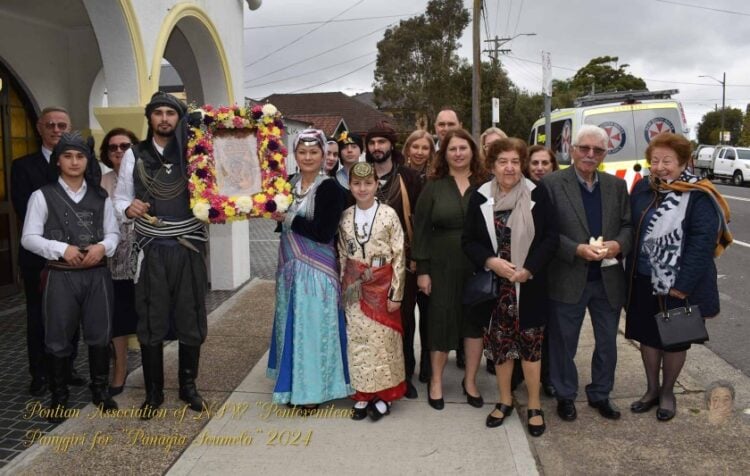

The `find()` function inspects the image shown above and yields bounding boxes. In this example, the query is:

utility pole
[700,72,727,144]
[471,0,481,142]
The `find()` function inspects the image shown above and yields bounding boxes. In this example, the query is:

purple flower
[209,208,220,219]
[264,200,277,212]
[196,168,208,179]
[268,159,279,170]
[268,140,279,151]
[274,118,285,129]
[251,109,263,120]
[203,115,214,125]
[193,144,206,154]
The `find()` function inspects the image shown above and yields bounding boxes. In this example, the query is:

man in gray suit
[543,124,633,421]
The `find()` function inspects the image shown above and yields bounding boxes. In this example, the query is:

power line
[512,0,524,36]
[505,0,513,37]
[654,0,750,16]
[288,59,377,94]
[243,13,420,30]
[244,24,390,81]
[245,51,377,88]
[493,0,501,37]
[245,0,365,68]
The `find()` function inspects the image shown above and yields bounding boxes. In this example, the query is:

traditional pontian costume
[338,162,407,420]
[114,92,208,418]
[267,129,352,405]
[21,132,120,421]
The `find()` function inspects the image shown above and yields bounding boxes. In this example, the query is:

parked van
[693,145,716,179]
[711,145,750,185]
[529,89,689,191]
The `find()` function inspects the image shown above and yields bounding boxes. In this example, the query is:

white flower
[274,193,292,213]
[236,196,254,213]
[193,201,211,222]
[262,103,278,116]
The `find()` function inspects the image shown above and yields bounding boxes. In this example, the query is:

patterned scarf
[642,170,733,294]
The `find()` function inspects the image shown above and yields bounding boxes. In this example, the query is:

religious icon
[705,380,735,425]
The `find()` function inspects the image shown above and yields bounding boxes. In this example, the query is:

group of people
[13,99,731,437]
[13,92,211,423]
[266,107,732,437]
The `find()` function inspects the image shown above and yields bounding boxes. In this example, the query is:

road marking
[732,239,750,248]
[723,194,750,202]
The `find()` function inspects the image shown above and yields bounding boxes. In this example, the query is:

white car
[711,146,750,186]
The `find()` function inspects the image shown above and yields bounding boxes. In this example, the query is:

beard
[368,148,392,164]
[153,125,176,138]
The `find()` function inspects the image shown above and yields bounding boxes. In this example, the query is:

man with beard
[365,121,422,399]
[114,92,208,419]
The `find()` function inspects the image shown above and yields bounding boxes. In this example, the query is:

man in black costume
[114,92,208,419]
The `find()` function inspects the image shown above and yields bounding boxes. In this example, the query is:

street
[706,183,750,376]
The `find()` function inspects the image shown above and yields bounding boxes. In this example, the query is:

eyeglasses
[574,145,607,157]
[107,143,132,153]
[43,121,69,131]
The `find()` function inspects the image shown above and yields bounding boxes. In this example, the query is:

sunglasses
[107,143,132,153]
[574,145,607,157]
[43,121,69,131]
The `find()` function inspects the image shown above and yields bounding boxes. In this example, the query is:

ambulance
[529,89,689,191]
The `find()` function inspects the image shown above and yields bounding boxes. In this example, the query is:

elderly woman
[413,129,487,410]
[527,145,559,182]
[402,129,436,383]
[99,127,140,396]
[267,129,352,408]
[462,138,558,436]
[626,132,732,421]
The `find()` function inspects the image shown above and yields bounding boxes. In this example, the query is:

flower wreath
[186,103,292,224]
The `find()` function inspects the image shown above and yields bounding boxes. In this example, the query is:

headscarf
[49,131,107,198]
[283,129,329,230]
[144,91,187,119]
[293,128,327,156]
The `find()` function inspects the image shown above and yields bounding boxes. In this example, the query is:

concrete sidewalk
[4,276,750,475]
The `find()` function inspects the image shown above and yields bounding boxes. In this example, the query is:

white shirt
[113,139,166,222]
[21,178,120,260]
[41,146,52,163]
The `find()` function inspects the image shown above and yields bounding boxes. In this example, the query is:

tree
[738,104,750,146]
[552,56,647,108]
[372,0,469,126]
[696,108,743,145]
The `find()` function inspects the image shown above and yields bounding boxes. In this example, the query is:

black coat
[11,150,54,270]
[462,179,559,329]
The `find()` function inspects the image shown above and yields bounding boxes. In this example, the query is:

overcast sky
[242,0,750,139]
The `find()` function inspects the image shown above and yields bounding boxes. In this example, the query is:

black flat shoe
[527,408,546,437]
[367,398,391,422]
[486,403,513,428]
[351,404,368,421]
[461,379,484,408]
[557,399,577,421]
[588,399,621,420]
[656,397,676,421]
[427,382,444,410]
[630,397,659,413]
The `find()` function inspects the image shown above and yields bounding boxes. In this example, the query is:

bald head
[435,109,461,142]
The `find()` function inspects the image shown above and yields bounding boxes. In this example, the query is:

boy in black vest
[21,132,120,422]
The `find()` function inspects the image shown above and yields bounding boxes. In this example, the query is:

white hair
[574,124,608,148]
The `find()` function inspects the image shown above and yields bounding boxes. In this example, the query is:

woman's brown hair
[431,129,486,185]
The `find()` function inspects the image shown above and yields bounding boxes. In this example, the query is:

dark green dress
[413,176,476,351]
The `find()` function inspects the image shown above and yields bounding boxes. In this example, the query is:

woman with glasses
[626,132,731,421]
[99,127,139,396]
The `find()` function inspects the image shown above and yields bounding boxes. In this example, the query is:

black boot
[178,343,207,412]
[88,346,118,411]
[46,355,69,424]
[140,344,164,420]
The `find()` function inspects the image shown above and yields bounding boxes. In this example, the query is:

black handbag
[462,269,499,306]
[654,296,708,347]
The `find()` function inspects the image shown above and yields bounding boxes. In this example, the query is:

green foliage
[552,56,647,108]
[696,108,743,145]
[372,0,469,126]
[739,104,750,146]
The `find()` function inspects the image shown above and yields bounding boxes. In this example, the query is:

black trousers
[136,241,208,346]
[22,267,46,378]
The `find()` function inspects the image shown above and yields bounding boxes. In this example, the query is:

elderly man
[11,107,86,395]
[434,107,461,150]
[543,124,633,421]
[115,92,208,419]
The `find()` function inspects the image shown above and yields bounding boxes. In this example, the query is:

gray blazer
[543,167,633,310]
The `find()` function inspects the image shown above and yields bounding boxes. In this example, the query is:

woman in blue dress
[267,129,352,407]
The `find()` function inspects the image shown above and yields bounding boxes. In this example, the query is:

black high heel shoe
[427,382,444,410]
[527,409,546,437]
[461,379,484,408]
[109,373,128,396]
[486,403,513,428]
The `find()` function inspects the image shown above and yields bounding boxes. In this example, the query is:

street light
[699,72,726,144]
